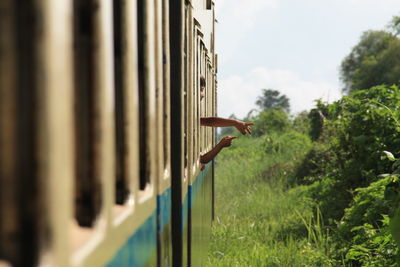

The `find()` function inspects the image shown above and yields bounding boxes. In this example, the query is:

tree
[255,89,290,113]
[388,15,400,37]
[340,29,400,94]
[252,109,290,136]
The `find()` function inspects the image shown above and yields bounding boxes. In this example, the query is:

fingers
[219,136,237,147]
[200,164,205,171]
[238,122,253,135]
[243,126,252,135]
[243,125,252,135]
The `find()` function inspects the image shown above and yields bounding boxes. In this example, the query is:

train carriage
[0,0,217,266]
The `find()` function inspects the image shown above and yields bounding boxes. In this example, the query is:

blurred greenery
[255,89,291,113]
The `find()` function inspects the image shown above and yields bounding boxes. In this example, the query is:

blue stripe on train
[157,188,172,232]
[189,163,210,209]
[106,212,157,267]
[107,164,211,266]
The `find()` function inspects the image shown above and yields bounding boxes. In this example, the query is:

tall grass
[207,133,335,266]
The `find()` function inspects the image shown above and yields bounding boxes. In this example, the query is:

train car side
[0,0,217,266]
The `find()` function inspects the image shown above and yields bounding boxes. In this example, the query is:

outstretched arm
[200,136,237,164]
[200,117,254,135]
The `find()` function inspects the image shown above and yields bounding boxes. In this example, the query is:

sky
[215,0,400,119]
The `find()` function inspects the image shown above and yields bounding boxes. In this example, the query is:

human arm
[200,136,237,164]
[200,117,254,135]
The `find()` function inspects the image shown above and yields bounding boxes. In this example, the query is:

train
[0,0,217,266]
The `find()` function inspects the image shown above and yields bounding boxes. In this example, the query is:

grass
[207,134,336,267]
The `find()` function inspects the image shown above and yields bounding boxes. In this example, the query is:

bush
[297,85,400,265]
[252,109,290,136]
[262,131,311,156]
[337,176,400,266]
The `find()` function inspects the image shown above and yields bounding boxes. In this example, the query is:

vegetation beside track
[208,86,400,266]
[207,133,338,266]
[208,17,400,266]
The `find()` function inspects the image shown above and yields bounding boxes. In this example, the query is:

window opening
[113,0,129,204]
[137,0,150,190]
[73,0,102,227]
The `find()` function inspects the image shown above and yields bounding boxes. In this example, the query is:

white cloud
[218,67,342,119]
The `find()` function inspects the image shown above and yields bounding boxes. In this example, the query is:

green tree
[252,109,290,136]
[340,29,400,94]
[255,89,290,113]
[388,15,400,36]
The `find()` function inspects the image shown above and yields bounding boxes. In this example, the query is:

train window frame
[137,0,157,200]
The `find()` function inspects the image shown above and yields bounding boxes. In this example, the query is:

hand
[235,121,254,135]
[219,136,237,148]
[200,163,206,171]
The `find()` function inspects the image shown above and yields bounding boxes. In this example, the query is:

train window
[113,0,129,204]
[0,1,41,265]
[73,0,102,227]
[137,0,150,190]
[206,0,212,10]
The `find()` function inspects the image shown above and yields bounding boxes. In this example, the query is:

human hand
[200,163,205,171]
[235,121,254,135]
[219,136,237,148]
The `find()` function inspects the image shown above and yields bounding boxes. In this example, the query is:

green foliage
[388,15,400,37]
[252,109,291,136]
[292,111,311,135]
[308,100,329,141]
[338,176,398,239]
[262,131,311,158]
[337,176,400,266]
[210,81,400,266]
[255,89,290,113]
[328,86,400,188]
[294,85,400,265]
[295,142,337,184]
[345,217,399,267]
[340,29,399,93]
[208,134,336,266]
